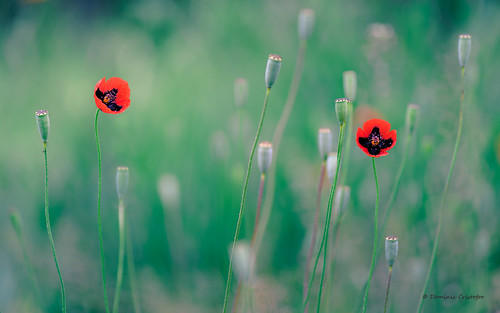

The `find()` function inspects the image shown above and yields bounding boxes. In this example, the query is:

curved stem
[253,40,308,256]
[301,124,345,313]
[383,266,393,313]
[221,88,271,313]
[95,109,110,313]
[112,199,126,313]
[416,66,466,313]
[44,143,66,313]
[303,161,326,311]
[361,157,379,313]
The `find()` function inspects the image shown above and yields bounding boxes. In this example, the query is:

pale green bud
[35,110,50,144]
[326,152,338,184]
[116,166,129,200]
[343,71,357,102]
[230,241,252,283]
[265,54,282,88]
[234,78,249,108]
[158,174,181,211]
[333,185,351,217]
[298,8,315,40]
[385,236,399,267]
[458,34,471,68]
[257,141,273,174]
[318,128,333,160]
[335,98,350,125]
[405,103,420,134]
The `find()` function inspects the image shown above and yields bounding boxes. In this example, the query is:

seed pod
[298,8,315,40]
[405,103,420,134]
[258,141,273,174]
[234,78,249,108]
[116,166,129,200]
[343,71,357,102]
[326,152,338,184]
[230,241,251,283]
[158,174,181,211]
[334,185,351,217]
[318,128,333,160]
[335,98,350,125]
[265,54,282,88]
[35,110,50,144]
[458,34,471,68]
[385,236,399,267]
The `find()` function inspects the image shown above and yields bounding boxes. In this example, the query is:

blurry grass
[0,0,499,312]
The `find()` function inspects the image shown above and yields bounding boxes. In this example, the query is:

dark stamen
[95,88,122,112]
[358,127,393,155]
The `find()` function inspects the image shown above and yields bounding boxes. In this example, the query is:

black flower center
[95,88,122,112]
[358,127,393,155]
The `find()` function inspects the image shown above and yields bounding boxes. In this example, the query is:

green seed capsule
[326,152,338,184]
[265,54,282,88]
[343,71,357,102]
[257,141,273,174]
[335,98,350,125]
[298,8,315,40]
[234,78,249,108]
[405,103,420,134]
[385,236,399,267]
[35,110,50,144]
[458,34,471,68]
[116,166,129,200]
[318,128,333,160]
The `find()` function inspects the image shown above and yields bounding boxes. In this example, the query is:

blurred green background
[1,0,499,312]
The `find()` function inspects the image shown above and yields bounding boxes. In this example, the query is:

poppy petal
[93,77,130,114]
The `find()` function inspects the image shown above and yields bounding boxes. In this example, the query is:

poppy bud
[326,152,338,184]
[343,71,357,102]
[257,141,273,174]
[385,236,399,267]
[230,241,252,283]
[458,34,471,68]
[298,8,315,40]
[35,110,50,144]
[405,103,420,134]
[333,185,351,217]
[318,128,333,161]
[116,166,129,200]
[234,78,249,108]
[335,98,350,125]
[158,174,181,211]
[265,54,282,88]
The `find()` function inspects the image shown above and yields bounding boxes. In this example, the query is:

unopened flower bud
[230,241,252,283]
[258,141,273,174]
[318,128,333,160]
[326,152,338,184]
[265,54,282,88]
[405,103,420,134]
[385,236,399,267]
[298,8,315,40]
[35,110,50,144]
[458,34,471,68]
[116,166,129,200]
[234,78,249,108]
[333,185,351,217]
[335,98,350,125]
[343,71,357,102]
[158,174,181,211]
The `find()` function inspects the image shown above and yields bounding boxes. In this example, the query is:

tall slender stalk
[95,109,110,313]
[303,161,326,311]
[253,41,307,258]
[361,157,380,313]
[221,88,271,313]
[383,266,393,313]
[126,221,142,313]
[43,142,66,313]
[302,124,345,312]
[416,66,466,313]
[112,199,126,313]
[250,173,266,248]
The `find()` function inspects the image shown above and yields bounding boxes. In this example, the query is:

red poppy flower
[356,118,397,157]
[94,77,130,114]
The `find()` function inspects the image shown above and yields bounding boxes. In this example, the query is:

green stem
[361,157,379,313]
[416,66,466,313]
[221,87,271,313]
[325,210,344,313]
[302,124,345,313]
[126,221,142,313]
[43,143,66,313]
[303,161,326,311]
[95,109,110,313]
[383,266,393,313]
[252,40,308,257]
[340,101,355,185]
[112,199,126,313]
